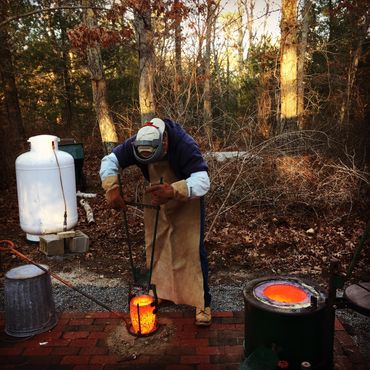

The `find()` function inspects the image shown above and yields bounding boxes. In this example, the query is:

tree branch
[0,6,110,28]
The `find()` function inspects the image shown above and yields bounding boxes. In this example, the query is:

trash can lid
[344,282,370,316]
[6,264,49,279]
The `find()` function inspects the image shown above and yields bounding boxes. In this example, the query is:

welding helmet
[132,118,166,164]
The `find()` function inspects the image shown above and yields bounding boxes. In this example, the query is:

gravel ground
[2,268,246,312]
[0,267,368,363]
[0,267,246,312]
[336,309,370,363]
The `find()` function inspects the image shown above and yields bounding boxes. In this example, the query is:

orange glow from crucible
[263,284,308,303]
[129,294,157,335]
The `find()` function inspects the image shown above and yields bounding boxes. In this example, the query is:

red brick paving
[0,311,367,370]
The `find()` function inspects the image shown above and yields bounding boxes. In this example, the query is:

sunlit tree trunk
[133,1,156,124]
[279,0,298,132]
[237,0,244,78]
[83,0,118,154]
[297,0,311,129]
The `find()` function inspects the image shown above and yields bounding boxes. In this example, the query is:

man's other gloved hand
[146,183,174,205]
[105,185,126,210]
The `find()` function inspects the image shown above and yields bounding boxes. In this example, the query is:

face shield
[132,119,166,164]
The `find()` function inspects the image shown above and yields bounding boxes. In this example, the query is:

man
[99,117,212,326]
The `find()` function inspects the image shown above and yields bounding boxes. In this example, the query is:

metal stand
[323,219,370,369]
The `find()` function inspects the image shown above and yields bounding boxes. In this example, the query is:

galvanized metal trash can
[4,264,57,337]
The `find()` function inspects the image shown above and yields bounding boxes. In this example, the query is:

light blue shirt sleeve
[100,154,210,197]
[99,153,120,180]
[186,171,210,197]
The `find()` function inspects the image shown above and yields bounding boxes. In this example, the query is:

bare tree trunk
[83,0,118,153]
[237,0,244,78]
[226,38,230,107]
[0,1,25,188]
[257,71,272,138]
[133,2,156,124]
[43,8,73,128]
[337,5,369,127]
[297,0,311,129]
[0,3,24,142]
[0,38,25,143]
[262,0,270,35]
[212,19,222,97]
[279,0,298,132]
[203,0,215,140]
[243,0,254,53]
[60,17,73,129]
[328,0,334,45]
[339,39,364,127]
[173,0,184,115]
[256,0,272,139]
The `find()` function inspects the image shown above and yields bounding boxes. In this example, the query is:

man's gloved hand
[146,183,174,205]
[105,185,126,210]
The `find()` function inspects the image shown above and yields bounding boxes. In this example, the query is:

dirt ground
[106,317,175,360]
[0,147,369,289]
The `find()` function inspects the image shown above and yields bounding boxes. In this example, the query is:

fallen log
[79,199,95,224]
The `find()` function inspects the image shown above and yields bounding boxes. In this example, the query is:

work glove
[146,183,174,205]
[105,185,127,210]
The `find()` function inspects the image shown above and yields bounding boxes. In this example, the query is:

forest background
[0,0,370,310]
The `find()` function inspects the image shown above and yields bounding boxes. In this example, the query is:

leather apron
[144,160,205,308]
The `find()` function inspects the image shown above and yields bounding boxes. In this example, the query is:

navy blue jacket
[113,119,208,181]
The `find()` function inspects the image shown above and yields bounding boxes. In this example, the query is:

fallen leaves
[1,147,368,290]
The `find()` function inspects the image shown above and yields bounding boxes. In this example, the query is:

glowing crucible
[129,294,158,335]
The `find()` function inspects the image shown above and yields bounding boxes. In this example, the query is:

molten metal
[129,294,158,335]
[253,279,315,309]
[263,284,308,303]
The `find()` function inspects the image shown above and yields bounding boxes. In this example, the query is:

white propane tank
[15,135,78,242]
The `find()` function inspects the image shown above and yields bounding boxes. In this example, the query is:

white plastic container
[16,135,78,241]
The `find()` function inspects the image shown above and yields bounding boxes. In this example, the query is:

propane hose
[0,240,131,331]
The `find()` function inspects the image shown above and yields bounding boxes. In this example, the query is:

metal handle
[147,177,163,290]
